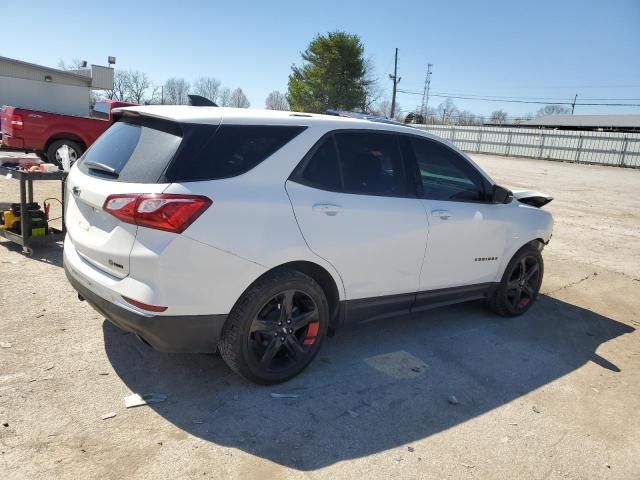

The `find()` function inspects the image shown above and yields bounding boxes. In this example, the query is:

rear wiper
[84,161,119,177]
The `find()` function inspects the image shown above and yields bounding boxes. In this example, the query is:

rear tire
[488,244,543,317]
[218,269,329,384]
[47,139,83,170]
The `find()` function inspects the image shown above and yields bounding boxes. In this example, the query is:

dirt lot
[1,153,639,479]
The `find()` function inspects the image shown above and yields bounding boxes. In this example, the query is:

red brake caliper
[303,322,320,345]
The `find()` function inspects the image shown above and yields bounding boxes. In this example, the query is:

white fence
[417,125,640,168]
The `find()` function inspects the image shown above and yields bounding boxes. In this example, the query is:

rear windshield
[78,118,182,183]
[78,118,306,183]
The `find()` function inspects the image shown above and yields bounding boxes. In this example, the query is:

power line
[396,89,640,107]
[414,90,640,102]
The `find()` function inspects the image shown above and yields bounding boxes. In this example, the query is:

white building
[0,56,114,117]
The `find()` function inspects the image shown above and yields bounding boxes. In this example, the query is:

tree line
[60,32,575,121]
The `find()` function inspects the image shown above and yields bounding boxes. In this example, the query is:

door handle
[431,209,452,220]
[313,204,344,216]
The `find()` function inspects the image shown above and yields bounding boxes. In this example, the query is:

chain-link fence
[415,124,640,168]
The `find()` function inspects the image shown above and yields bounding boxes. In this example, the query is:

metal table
[0,165,67,255]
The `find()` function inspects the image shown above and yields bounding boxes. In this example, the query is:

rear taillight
[103,194,212,233]
[11,114,24,130]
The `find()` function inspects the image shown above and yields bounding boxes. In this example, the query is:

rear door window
[293,136,342,191]
[335,131,407,196]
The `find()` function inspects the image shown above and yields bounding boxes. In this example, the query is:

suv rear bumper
[64,259,227,353]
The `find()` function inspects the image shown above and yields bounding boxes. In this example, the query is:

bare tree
[104,70,129,101]
[193,77,221,103]
[490,109,509,125]
[218,87,232,107]
[125,70,151,104]
[361,58,382,113]
[57,58,85,71]
[372,99,403,120]
[437,98,458,124]
[458,110,476,126]
[265,90,289,110]
[146,85,163,105]
[229,88,250,108]
[536,104,571,117]
[164,78,191,105]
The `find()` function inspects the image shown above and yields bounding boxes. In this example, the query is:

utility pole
[420,63,433,122]
[571,94,578,114]
[389,48,401,119]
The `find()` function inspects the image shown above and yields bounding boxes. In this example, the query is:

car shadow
[103,295,633,470]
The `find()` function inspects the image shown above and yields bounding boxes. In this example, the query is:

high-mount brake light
[103,194,212,233]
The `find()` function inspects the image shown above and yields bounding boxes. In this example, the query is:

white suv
[64,106,553,384]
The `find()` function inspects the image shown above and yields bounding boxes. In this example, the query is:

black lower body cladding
[64,260,227,353]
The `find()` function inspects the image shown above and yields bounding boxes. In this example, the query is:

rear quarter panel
[161,126,346,301]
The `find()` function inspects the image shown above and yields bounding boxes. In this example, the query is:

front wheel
[488,244,544,316]
[218,269,329,384]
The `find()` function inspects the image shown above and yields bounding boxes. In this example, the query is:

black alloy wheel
[505,255,541,312]
[248,289,320,373]
[489,244,544,316]
[218,269,329,384]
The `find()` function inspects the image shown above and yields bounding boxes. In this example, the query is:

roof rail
[325,109,404,126]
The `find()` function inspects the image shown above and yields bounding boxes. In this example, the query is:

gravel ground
[0,153,639,479]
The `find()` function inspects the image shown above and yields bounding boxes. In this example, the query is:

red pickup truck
[1,100,136,167]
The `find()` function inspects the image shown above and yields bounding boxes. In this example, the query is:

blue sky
[5,0,640,116]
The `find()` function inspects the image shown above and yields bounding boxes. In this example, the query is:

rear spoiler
[188,95,218,107]
[513,190,554,208]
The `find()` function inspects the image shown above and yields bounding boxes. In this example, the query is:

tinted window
[167,125,306,182]
[410,138,486,202]
[335,132,406,196]
[91,101,110,119]
[295,137,341,191]
[79,119,182,183]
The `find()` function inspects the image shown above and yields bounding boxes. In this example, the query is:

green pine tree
[287,31,374,113]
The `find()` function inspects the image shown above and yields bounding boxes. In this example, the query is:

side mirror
[493,185,513,204]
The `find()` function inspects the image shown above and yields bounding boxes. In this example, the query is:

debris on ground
[43,365,55,371]
[407,446,415,452]
[0,342,12,348]
[98,372,109,376]
[124,393,168,408]
[509,422,518,426]
[346,409,359,418]
[461,462,475,469]
[448,395,459,405]
[101,412,117,420]
[2,422,9,427]
[532,405,541,414]
[270,393,300,399]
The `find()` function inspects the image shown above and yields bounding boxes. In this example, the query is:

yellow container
[1,210,19,230]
